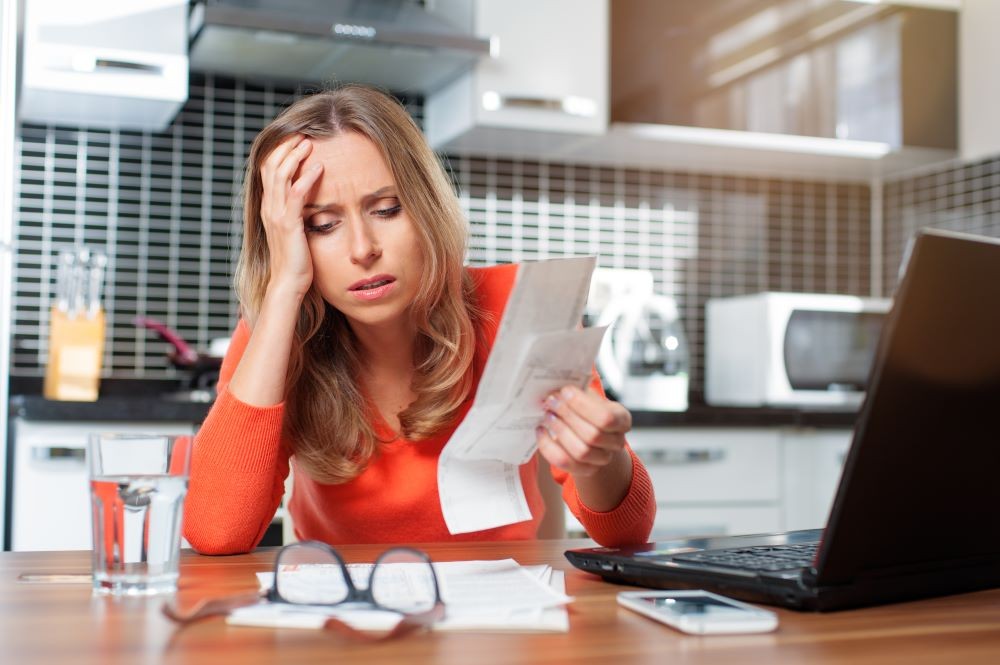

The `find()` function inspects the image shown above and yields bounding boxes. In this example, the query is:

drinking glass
[87,432,192,596]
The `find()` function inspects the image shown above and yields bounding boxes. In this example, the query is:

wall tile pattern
[883,156,1000,291]
[12,76,872,399]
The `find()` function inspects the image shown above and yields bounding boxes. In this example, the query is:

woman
[183,85,655,554]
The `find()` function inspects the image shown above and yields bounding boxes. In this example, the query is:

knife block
[43,306,106,401]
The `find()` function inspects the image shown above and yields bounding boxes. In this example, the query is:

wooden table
[2,539,1000,664]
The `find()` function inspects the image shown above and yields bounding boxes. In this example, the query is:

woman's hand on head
[536,385,632,479]
[259,134,324,299]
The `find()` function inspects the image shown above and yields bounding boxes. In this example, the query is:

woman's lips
[348,275,397,301]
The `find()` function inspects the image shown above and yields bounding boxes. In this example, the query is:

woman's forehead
[301,133,398,201]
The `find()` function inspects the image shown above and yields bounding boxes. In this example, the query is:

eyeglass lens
[274,543,351,605]
[274,544,439,614]
[370,549,439,614]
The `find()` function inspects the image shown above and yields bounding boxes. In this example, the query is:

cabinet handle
[481,92,597,118]
[636,449,726,465]
[30,446,86,462]
[95,58,164,74]
[62,56,165,76]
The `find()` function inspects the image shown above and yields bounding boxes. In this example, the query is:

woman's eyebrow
[361,186,398,206]
[303,186,397,213]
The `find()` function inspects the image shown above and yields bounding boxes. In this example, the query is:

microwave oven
[705,292,892,409]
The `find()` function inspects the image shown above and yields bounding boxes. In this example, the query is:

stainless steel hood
[188,0,493,92]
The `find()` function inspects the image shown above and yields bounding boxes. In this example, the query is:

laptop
[566,229,1000,611]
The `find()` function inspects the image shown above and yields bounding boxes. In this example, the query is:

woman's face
[297,131,425,334]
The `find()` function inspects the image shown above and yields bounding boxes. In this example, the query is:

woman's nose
[349,220,382,265]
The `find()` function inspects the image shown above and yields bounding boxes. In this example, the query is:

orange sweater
[184,264,656,553]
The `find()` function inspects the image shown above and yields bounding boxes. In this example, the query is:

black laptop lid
[815,230,1000,586]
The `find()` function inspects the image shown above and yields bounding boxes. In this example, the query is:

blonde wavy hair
[236,85,482,483]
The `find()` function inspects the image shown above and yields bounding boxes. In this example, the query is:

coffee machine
[586,268,689,411]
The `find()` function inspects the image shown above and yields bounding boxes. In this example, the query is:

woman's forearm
[572,448,634,512]
[228,285,304,406]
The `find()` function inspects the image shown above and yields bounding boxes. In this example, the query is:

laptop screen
[815,230,1000,585]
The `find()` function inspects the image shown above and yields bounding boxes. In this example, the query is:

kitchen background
[11,72,873,398]
[3,0,999,550]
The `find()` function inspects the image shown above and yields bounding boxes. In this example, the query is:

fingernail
[544,395,559,410]
[311,164,322,171]
[535,426,546,438]
[560,386,575,400]
[545,412,556,424]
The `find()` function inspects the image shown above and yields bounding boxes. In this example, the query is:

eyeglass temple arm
[321,601,447,642]
[161,591,265,625]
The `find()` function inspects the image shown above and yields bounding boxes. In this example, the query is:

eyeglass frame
[162,540,446,640]
[266,540,445,616]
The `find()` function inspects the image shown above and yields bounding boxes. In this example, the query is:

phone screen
[638,595,751,618]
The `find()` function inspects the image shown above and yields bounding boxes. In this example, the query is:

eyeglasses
[163,541,446,640]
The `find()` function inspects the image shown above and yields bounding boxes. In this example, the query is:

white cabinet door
[426,0,608,149]
[781,429,853,532]
[12,420,195,552]
[628,428,781,504]
[564,427,782,540]
[650,506,782,540]
[19,0,188,130]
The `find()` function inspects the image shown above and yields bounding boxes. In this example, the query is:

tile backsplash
[883,156,1000,291]
[12,74,874,400]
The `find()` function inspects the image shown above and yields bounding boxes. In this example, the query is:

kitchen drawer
[628,428,781,504]
[652,505,781,540]
[11,420,195,552]
[565,505,781,540]
[781,429,853,531]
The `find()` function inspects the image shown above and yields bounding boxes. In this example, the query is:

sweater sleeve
[183,319,291,555]
[550,372,657,547]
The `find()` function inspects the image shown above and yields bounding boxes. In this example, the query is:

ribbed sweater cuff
[574,447,655,539]
[195,388,287,474]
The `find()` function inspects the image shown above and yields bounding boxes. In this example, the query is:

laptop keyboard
[672,543,819,572]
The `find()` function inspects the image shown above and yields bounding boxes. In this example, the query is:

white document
[227,559,572,633]
[438,256,604,535]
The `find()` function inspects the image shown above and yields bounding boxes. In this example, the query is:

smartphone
[617,590,779,635]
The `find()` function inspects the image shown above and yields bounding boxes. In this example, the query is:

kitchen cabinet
[18,0,188,131]
[428,0,955,183]
[566,426,852,540]
[959,0,1000,161]
[568,427,783,539]
[425,0,608,153]
[611,1,956,150]
[9,418,196,552]
[781,428,852,532]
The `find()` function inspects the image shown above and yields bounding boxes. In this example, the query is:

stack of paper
[227,559,571,633]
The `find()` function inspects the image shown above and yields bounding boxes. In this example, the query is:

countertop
[8,377,213,423]
[7,377,857,428]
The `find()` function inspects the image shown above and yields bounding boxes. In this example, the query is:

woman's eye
[373,204,402,218]
[305,219,338,234]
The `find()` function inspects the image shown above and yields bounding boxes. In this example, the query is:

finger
[262,140,316,229]
[535,426,604,477]
[543,394,605,449]
[271,138,315,199]
[261,134,308,179]
[536,426,571,471]
[289,162,324,201]
[540,413,615,466]
[545,385,631,436]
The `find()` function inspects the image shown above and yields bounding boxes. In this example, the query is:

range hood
[188,0,493,92]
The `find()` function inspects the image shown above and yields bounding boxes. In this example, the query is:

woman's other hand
[536,385,635,511]
[259,134,324,299]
